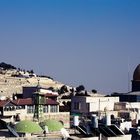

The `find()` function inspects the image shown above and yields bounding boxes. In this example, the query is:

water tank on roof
[73,116,79,126]
[105,113,111,126]
[136,113,140,125]
[91,114,98,128]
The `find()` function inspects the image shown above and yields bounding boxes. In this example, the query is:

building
[108,64,140,125]
[112,64,140,102]
[22,86,58,99]
[0,86,70,128]
[0,98,58,119]
[114,102,140,122]
[71,95,119,116]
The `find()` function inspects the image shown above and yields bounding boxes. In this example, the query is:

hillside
[0,63,63,97]
[0,74,64,97]
[0,62,102,98]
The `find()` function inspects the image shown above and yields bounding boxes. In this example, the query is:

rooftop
[0,98,59,107]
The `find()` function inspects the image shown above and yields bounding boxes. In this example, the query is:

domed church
[132,64,140,92]
[112,64,140,102]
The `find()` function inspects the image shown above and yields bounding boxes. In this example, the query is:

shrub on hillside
[0,62,16,70]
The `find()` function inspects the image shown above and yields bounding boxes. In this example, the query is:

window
[27,106,34,113]
[86,103,90,111]
[22,106,25,109]
[4,107,9,111]
[74,102,81,110]
[43,105,48,113]
[50,105,58,112]
[16,106,25,110]
[4,106,16,111]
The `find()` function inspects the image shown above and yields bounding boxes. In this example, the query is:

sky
[0,0,140,94]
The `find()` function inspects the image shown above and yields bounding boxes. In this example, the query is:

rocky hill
[0,62,64,97]
[0,62,102,99]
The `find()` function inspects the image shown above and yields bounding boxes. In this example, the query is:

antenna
[37,78,41,91]
[37,78,40,86]
[127,57,130,92]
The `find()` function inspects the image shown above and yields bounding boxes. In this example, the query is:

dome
[15,120,43,133]
[133,64,140,81]
[39,119,63,132]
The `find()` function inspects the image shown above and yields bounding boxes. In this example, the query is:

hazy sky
[0,0,140,94]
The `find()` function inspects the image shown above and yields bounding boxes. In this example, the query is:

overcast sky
[0,0,140,94]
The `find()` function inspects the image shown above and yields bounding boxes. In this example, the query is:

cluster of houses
[0,85,70,128]
[0,64,140,139]
[71,64,140,128]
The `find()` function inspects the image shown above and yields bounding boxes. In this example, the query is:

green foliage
[91,89,97,93]
[76,85,85,93]
[0,62,16,70]
[59,85,68,94]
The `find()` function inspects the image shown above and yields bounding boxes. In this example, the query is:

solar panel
[76,125,93,137]
[99,124,124,137]
[90,127,100,136]
[75,122,125,137]
[108,124,124,135]
[99,125,117,137]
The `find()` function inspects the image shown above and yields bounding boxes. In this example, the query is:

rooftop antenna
[127,57,131,92]
[37,78,41,91]
[37,78,40,86]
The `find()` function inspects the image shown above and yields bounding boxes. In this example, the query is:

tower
[33,93,45,121]
[132,64,140,92]
[33,80,45,121]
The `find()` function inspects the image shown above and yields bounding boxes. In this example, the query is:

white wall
[102,135,132,140]
[87,97,119,112]
[115,102,140,111]
[126,102,140,109]
[71,96,119,114]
